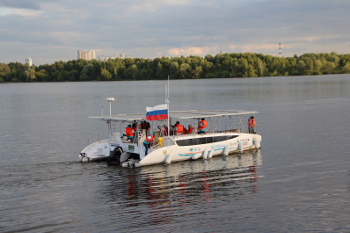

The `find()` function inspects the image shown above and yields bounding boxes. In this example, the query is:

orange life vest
[145,133,154,143]
[198,120,208,131]
[248,118,255,127]
[126,127,134,137]
[175,124,183,134]
[188,126,195,134]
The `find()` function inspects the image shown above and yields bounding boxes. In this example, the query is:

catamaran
[79,78,260,166]
[79,101,262,167]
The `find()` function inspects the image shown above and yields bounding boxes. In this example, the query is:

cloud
[12,9,41,16]
[168,47,210,56]
[1,0,350,64]
[241,44,293,53]
[295,37,319,42]
[0,0,43,10]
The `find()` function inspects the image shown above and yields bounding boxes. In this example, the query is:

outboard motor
[107,146,123,166]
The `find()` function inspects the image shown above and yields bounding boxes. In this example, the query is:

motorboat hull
[79,140,110,162]
[134,132,261,167]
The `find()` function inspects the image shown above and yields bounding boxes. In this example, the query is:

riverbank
[1,52,350,83]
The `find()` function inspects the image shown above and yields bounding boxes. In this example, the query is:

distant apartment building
[96,53,132,62]
[25,57,32,66]
[77,50,82,59]
[77,50,96,60]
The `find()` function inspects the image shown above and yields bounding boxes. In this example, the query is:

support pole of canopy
[167,75,170,146]
[228,116,235,131]
[239,115,244,132]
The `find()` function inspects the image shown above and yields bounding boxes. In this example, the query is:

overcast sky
[1,0,350,65]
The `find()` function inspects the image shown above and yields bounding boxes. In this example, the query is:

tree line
[1,52,350,83]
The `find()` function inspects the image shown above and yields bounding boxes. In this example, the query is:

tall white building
[77,50,96,61]
[77,50,82,59]
[89,50,95,60]
[25,57,32,66]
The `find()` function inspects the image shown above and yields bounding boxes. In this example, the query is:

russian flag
[146,104,168,121]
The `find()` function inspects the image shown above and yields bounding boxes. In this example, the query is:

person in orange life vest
[174,121,183,135]
[248,116,256,133]
[183,126,188,134]
[158,125,168,136]
[198,118,208,134]
[125,124,134,141]
[143,132,154,156]
[187,125,195,134]
[140,121,147,131]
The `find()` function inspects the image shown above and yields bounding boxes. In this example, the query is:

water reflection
[100,151,262,227]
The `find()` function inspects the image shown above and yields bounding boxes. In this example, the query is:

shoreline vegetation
[1,52,350,83]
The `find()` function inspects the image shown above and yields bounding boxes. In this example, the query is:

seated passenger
[187,125,195,134]
[198,118,208,134]
[158,125,168,136]
[174,121,183,135]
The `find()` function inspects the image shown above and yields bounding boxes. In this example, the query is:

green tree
[24,67,36,81]
[297,60,306,74]
[169,62,179,78]
[124,64,138,80]
[101,68,112,80]
[192,66,202,78]
[342,62,350,73]
[179,63,191,79]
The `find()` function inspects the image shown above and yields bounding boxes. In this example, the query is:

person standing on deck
[248,116,256,133]
[143,132,154,156]
[198,118,208,134]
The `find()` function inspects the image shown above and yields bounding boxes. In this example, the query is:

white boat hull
[135,132,261,167]
[79,132,261,166]
[79,140,110,162]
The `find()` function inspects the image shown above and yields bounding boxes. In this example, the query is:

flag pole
[167,75,170,146]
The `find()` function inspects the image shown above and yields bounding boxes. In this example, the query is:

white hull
[134,132,261,167]
[79,132,261,166]
[79,139,110,162]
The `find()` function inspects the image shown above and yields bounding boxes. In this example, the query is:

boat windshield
[176,135,238,147]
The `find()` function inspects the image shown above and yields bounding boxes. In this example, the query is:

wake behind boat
[79,104,262,167]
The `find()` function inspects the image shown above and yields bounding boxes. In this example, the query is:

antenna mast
[279,43,282,57]
[166,75,170,144]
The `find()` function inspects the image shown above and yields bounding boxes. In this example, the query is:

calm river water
[1,75,350,232]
